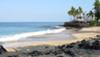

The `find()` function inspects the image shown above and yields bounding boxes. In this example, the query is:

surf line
[0,28,65,42]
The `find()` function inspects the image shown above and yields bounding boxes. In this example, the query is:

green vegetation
[87,11,94,19]
[94,0,100,23]
[89,20,97,26]
[68,6,83,20]
[67,0,100,26]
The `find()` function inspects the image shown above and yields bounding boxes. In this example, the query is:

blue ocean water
[0,22,73,43]
[0,22,64,36]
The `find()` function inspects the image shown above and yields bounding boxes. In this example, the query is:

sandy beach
[3,27,100,52]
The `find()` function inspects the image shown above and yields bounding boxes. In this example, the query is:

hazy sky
[0,0,94,22]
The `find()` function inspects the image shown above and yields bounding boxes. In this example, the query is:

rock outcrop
[63,21,89,28]
[0,45,7,54]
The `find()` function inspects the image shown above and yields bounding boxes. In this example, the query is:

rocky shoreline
[0,35,100,57]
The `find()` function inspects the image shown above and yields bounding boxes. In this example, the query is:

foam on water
[0,28,66,42]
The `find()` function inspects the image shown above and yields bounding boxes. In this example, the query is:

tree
[87,11,94,18]
[76,7,83,19]
[68,7,77,19]
[68,6,83,20]
[87,11,97,26]
[78,7,83,15]
[94,0,100,22]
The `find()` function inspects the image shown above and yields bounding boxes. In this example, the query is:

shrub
[97,21,100,26]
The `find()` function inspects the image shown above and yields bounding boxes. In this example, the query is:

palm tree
[87,11,95,21]
[94,0,100,22]
[68,6,83,20]
[68,6,77,20]
[94,0,100,7]
[87,11,94,18]
[76,7,83,19]
[78,7,83,15]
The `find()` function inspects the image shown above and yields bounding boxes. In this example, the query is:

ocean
[0,22,64,35]
[0,22,72,42]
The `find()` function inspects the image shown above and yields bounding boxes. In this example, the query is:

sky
[0,0,95,22]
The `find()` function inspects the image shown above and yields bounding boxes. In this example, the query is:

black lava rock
[66,43,76,48]
[64,21,89,28]
[7,55,18,57]
[28,50,42,56]
[78,40,92,49]
[64,50,75,56]
[92,40,100,50]
[57,55,64,57]
[0,45,7,54]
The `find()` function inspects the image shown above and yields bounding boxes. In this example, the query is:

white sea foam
[0,28,66,42]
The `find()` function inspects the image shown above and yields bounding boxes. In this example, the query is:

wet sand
[3,27,100,52]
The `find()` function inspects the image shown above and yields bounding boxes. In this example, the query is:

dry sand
[4,27,100,52]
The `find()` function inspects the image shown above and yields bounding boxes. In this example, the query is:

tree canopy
[94,0,100,22]
[68,6,83,20]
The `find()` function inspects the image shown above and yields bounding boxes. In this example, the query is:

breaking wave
[0,27,65,42]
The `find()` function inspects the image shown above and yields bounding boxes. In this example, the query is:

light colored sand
[80,27,100,32]
[72,33,99,39]
[5,27,100,52]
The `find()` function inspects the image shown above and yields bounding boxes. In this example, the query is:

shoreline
[3,27,100,52]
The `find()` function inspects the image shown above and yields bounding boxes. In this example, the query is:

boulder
[28,50,42,56]
[7,55,18,57]
[0,45,7,54]
[92,40,100,50]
